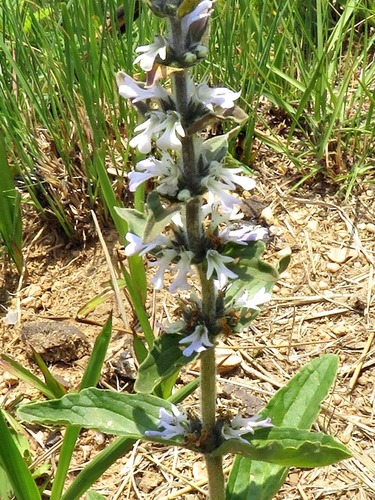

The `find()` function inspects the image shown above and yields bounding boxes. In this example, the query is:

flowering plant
[17,1,350,498]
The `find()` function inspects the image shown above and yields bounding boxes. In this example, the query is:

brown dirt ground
[1,162,374,499]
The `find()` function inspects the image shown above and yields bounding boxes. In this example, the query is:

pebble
[318,280,330,290]
[366,223,375,234]
[327,248,358,264]
[27,284,42,298]
[20,296,36,307]
[276,246,292,259]
[2,371,19,386]
[216,348,242,375]
[260,206,275,225]
[331,325,347,337]
[357,375,368,386]
[332,394,342,406]
[326,262,341,272]
[307,220,319,231]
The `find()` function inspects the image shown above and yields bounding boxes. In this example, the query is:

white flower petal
[235,288,271,310]
[144,405,189,440]
[222,413,273,443]
[179,324,213,357]
[134,37,167,71]
[206,249,237,287]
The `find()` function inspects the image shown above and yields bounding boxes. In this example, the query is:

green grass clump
[207,0,375,193]
[0,0,374,261]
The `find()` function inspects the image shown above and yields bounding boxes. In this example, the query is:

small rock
[21,321,90,363]
[20,296,36,307]
[260,206,275,225]
[326,262,341,273]
[332,394,342,406]
[366,223,375,234]
[217,347,242,374]
[327,248,358,264]
[331,325,347,337]
[192,461,207,481]
[307,220,319,231]
[3,371,19,387]
[27,284,43,298]
[357,375,368,386]
[318,280,330,290]
[276,246,292,259]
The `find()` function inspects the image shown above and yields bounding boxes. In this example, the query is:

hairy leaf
[216,427,350,467]
[135,333,197,393]
[227,355,342,499]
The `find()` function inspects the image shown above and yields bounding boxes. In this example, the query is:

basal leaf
[227,355,341,499]
[18,389,180,443]
[135,333,197,394]
[216,427,351,467]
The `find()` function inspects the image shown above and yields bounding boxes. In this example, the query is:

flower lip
[179,324,213,357]
[117,72,170,104]
[134,36,167,72]
[144,405,189,440]
[221,413,273,443]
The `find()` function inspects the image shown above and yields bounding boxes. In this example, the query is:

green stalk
[169,14,225,500]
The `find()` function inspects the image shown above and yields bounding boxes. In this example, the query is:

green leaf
[0,133,23,273]
[18,389,176,441]
[135,334,197,394]
[277,254,291,274]
[0,354,56,400]
[0,410,41,500]
[224,241,279,289]
[201,133,229,163]
[224,241,279,330]
[79,314,113,390]
[85,491,106,500]
[215,427,350,467]
[114,206,146,237]
[143,192,182,243]
[227,355,340,499]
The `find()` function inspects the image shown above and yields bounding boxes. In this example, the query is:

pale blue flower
[128,158,161,192]
[134,36,167,72]
[145,405,189,439]
[235,288,271,310]
[206,249,237,287]
[196,83,241,111]
[181,0,213,38]
[129,112,164,154]
[155,111,185,151]
[220,224,269,244]
[209,161,256,191]
[124,233,170,257]
[128,154,179,195]
[130,111,185,154]
[117,72,170,103]
[201,162,256,211]
[179,324,213,357]
[169,251,194,293]
[150,249,179,289]
[222,414,273,443]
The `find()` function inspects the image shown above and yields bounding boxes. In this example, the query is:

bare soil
[1,163,374,499]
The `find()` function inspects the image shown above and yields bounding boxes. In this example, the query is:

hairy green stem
[169,14,225,499]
